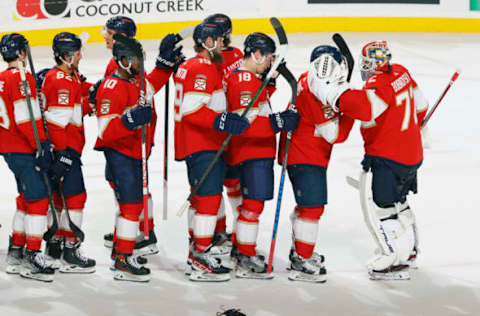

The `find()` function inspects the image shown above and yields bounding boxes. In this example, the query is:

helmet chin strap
[202,40,217,57]
[119,58,133,75]
[251,52,266,65]
[60,53,75,69]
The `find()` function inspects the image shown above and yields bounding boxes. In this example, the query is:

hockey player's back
[173,55,226,161]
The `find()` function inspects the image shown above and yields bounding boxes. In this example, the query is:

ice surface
[0,32,479,316]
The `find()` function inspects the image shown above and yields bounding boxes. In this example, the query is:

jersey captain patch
[57,89,70,105]
[193,75,207,91]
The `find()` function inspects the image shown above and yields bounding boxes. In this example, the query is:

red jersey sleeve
[8,70,46,148]
[146,67,172,94]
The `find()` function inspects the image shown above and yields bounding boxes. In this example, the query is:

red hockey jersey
[338,64,428,165]
[42,67,87,154]
[174,55,227,161]
[94,74,156,159]
[218,46,243,78]
[278,72,354,167]
[0,67,46,154]
[224,68,277,166]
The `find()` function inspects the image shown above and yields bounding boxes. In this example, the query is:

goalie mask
[360,40,392,81]
[307,45,348,102]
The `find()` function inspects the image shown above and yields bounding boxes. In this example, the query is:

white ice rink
[0,31,479,316]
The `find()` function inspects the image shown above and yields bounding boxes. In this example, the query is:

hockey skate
[368,264,410,280]
[189,248,231,282]
[114,253,151,282]
[111,245,147,271]
[288,249,326,283]
[209,232,232,257]
[103,232,113,248]
[45,238,63,270]
[20,249,55,282]
[235,253,274,280]
[133,230,159,258]
[6,236,24,274]
[60,241,96,274]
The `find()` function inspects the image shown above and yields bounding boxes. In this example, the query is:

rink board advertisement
[1,0,480,45]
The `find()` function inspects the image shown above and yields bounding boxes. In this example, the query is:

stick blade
[332,33,354,82]
[270,17,288,45]
[177,25,195,42]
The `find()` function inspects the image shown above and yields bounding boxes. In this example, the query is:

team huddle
[0,13,428,284]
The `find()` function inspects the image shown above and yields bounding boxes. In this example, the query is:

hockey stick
[267,63,297,274]
[421,70,460,128]
[163,26,195,221]
[17,60,59,241]
[163,80,169,221]
[332,33,354,83]
[176,17,288,217]
[113,34,151,239]
[25,44,85,242]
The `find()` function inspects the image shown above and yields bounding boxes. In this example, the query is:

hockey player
[223,32,299,279]
[94,39,156,282]
[0,33,55,281]
[42,32,96,273]
[99,16,184,256]
[312,40,427,280]
[201,13,244,256]
[278,46,354,283]
[175,22,250,281]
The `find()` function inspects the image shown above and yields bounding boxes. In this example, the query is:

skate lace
[34,252,48,269]
[204,253,221,268]
[74,247,90,264]
[128,255,143,269]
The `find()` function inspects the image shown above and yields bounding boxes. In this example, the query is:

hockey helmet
[360,40,391,81]
[0,33,28,61]
[105,16,137,38]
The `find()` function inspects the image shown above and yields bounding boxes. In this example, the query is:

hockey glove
[156,34,185,72]
[213,112,250,135]
[49,149,73,183]
[88,78,104,113]
[121,105,153,131]
[35,140,53,173]
[269,110,300,133]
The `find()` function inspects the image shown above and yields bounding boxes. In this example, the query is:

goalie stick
[25,44,88,241]
[267,62,297,274]
[113,33,151,239]
[421,70,460,128]
[176,17,289,217]
[163,25,195,221]
[332,33,354,83]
